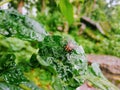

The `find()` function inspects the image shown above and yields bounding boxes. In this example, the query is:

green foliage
[39,35,67,60]
[0,9,47,41]
[58,0,74,25]
[0,54,15,72]
[36,11,64,32]
[38,35,87,89]
[0,35,37,63]
[34,0,120,58]
[0,9,119,90]
[0,82,23,90]
[71,29,120,57]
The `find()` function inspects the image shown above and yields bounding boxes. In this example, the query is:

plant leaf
[59,0,74,25]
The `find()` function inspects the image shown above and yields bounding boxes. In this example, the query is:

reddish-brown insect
[65,42,75,52]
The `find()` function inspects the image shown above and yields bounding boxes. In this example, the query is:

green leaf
[0,9,47,41]
[0,35,37,63]
[59,0,74,25]
[36,55,57,75]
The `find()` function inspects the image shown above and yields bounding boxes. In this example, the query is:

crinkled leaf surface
[0,9,119,90]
